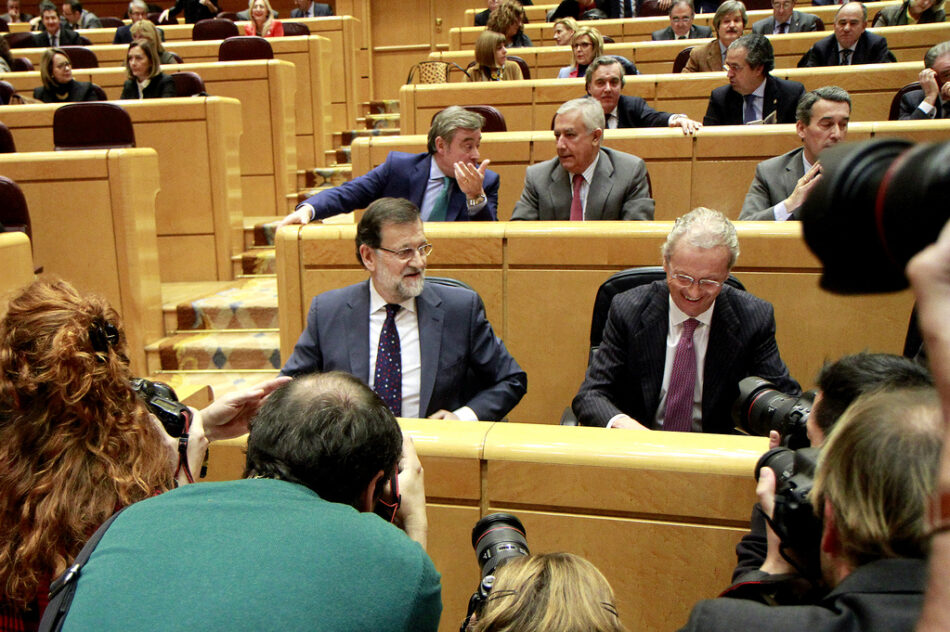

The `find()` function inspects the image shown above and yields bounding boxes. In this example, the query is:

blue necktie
[374,304,402,416]
[743,94,757,123]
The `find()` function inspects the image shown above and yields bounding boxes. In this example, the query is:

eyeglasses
[573,41,593,48]
[670,16,692,22]
[671,273,723,289]
[377,243,433,261]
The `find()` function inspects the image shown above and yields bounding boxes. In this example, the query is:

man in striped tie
[572,207,799,432]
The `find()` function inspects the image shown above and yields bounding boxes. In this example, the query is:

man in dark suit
[31,2,81,47]
[113,0,164,43]
[572,207,799,432]
[289,0,332,18]
[281,198,527,422]
[586,56,702,133]
[681,385,940,631]
[511,97,655,221]
[751,0,820,35]
[1,0,31,24]
[899,41,950,120]
[651,0,712,40]
[279,107,500,226]
[704,34,805,125]
[740,86,851,221]
[798,2,895,67]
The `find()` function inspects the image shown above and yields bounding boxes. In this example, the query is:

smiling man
[31,1,80,47]
[703,34,805,125]
[280,197,526,422]
[511,98,654,221]
[683,0,747,73]
[652,0,712,41]
[798,2,895,67]
[740,86,851,220]
[572,207,799,432]
[279,106,500,226]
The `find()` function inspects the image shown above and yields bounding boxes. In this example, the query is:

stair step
[151,370,282,400]
[335,128,400,147]
[234,249,276,276]
[146,330,281,373]
[360,113,401,130]
[336,147,351,163]
[305,164,352,189]
[363,99,400,116]
[244,215,284,248]
[166,276,278,331]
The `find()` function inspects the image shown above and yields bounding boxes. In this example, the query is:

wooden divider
[276,220,918,424]
[74,17,362,130]
[0,232,34,308]
[347,120,950,222]
[0,97,245,282]
[433,21,948,76]
[205,417,769,632]
[0,149,162,374]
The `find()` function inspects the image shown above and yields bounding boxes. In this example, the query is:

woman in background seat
[244,0,284,37]
[130,19,179,65]
[120,40,176,99]
[471,30,523,81]
[32,48,100,103]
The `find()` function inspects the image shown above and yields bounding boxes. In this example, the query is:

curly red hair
[0,280,172,610]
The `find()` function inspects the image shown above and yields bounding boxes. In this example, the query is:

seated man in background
[751,0,820,35]
[511,97,655,221]
[798,2,895,67]
[59,372,442,632]
[704,34,805,125]
[290,0,332,17]
[652,0,711,41]
[899,41,950,120]
[572,207,799,431]
[683,0,747,73]
[1,0,32,24]
[740,86,850,221]
[114,0,164,43]
[585,56,703,133]
[281,198,527,422]
[280,107,499,225]
[681,385,941,631]
[61,0,100,28]
[31,2,80,46]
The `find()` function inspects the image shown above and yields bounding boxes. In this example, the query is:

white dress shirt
[772,152,812,221]
[571,153,600,219]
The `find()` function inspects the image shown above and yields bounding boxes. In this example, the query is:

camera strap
[173,408,196,485]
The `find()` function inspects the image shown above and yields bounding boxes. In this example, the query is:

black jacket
[120,72,177,99]
[703,75,805,125]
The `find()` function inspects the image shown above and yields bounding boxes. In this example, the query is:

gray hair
[729,33,774,73]
[128,0,147,12]
[670,0,695,15]
[835,1,867,22]
[796,86,852,124]
[427,106,485,154]
[556,97,605,134]
[584,56,626,91]
[661,207,740,269]
[925,41,950,68]
[713,0,747,31]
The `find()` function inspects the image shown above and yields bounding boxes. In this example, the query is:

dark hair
[813,352,933,434]
[354,197,421,266]
[795,86,851,124]
[243,372,403,508]
[0,34,15,70]
[126,39,161,80]
[65,0,83,11]
[38,0,56,14]
[730,33,773,73]
[584,56,625,91]
[669,0,694,15]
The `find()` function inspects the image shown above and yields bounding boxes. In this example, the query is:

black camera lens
[471,513,529,579]
[734,377,813,449]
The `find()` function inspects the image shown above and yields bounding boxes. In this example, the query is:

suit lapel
[416,286,444,416]
[763,76,779,120]
[549,162,573,220]
[346,282,372,383]
[784,148,804,198]
[633,283,670,420]
[408,155,433,209]
[703,287,742,421]
[853,32,868,64]
[585,150,613,220]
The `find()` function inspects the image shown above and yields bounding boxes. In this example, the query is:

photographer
[0,280,286,630]
[467,552,626,632]
[680,385,942,631]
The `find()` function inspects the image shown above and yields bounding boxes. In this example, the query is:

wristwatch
[467,193,487,208]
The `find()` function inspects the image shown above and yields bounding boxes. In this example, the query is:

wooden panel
[0,233,34,309]
[157,234,218,282]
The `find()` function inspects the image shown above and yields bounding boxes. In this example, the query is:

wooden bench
[0,149,162,374]
[433,21,949,75]
[0,232,34,308]
[0,97,245,282]
[276,221,917,424]
[205,418,769,632]
[348,119,949,222]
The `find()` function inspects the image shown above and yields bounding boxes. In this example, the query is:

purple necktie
[374,304,402,416]
[570,174,584,221]
[665,318,699,432]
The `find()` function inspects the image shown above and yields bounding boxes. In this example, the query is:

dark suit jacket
[875,0,945,25]
[740,147,804,220]
[572,281,799,432]
[614,94,671,128]
[299,151,499,223]
[31,27,81,47]
[167,0,219,23]
[651,24,712,40]
[114,24,165,44]
[290,2,332,17]
[550,0,621,20]
[703,75,805,125]
[32,80,100,103]
[119,72,176,99]
[751,11,821,34]
[511,147,655,221]
[899,88,948,120]
[798,30,896,67]
[280,281,527,421]
[474,8,490,25]
[680,558,926,632]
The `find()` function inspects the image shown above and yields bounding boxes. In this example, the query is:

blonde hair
[468,553,627,632]
[125,39,161,80]
[247,0,276,36]
[475,29,507,75]
[571,26,604,68]
[130,18,166,55]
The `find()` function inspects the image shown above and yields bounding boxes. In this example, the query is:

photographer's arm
[395,433,429,550]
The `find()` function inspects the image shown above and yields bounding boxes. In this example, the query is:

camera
[461,513,529,631]
[801,139,950,295]
[755,446,823,578]
[734,377,815,449]
[130,377,190,437]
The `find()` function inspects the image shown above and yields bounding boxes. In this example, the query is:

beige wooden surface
[0,232,35,312]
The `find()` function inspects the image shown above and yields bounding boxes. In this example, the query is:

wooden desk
[0,232,34,311]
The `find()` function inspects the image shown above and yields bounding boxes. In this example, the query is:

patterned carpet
[154,330,281,372]
[175,276,279,330]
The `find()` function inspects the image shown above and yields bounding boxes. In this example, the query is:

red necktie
[374,304,402,416]
[665,318,699,432]
[570,173,584,221]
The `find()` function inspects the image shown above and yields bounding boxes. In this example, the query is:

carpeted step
[335,146,351,164]
[306,164,352,189]
[237,248,276,276]
[169,276,278,331]
[244,216,284,248]
[335,128,400,147]
[146,330,281,374]
[363,99,400,116]
[151,369,282,400]
[361,113,400,130]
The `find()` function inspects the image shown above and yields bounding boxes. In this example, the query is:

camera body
[130,378,190,437]
[461,513,529,631]
[734,377,815,449]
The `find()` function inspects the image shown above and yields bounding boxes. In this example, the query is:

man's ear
[359,243,377,272]
[358,470,386,513]
[820,499,840,556]
[433,135,446,156]
[795,119,806,142]
[592,126,603,146]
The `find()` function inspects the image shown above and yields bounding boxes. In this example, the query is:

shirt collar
[751,78,767,98]
[668,293,716,328]
[577,151,600,185]
[428,156,449,180]
[369,279,417,314]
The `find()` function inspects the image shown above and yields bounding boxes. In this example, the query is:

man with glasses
[652,0,711,41]
[281,197,526,422]
[798,2,895,67]
[572,207,799,431]
[114,0,164,44]
[752,0,819,35]
[280,106,499,225]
